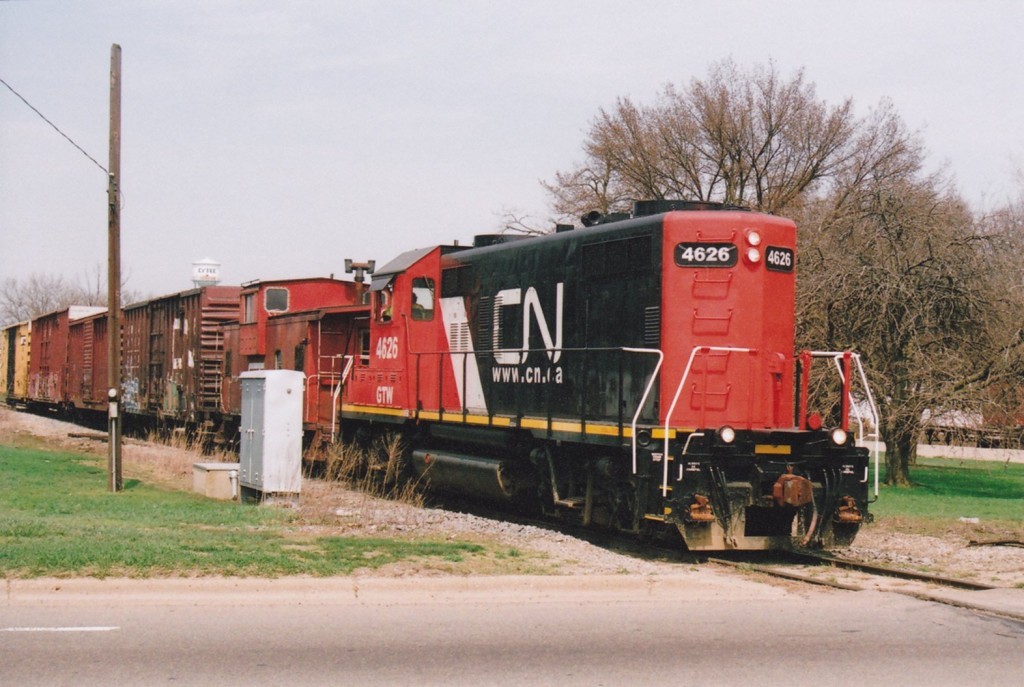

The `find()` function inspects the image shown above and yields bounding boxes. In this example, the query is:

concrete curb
[907,588,1024,623]
[4,572,789,607]
[7,575,1023,621]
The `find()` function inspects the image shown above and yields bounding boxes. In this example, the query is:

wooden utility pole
[107,44,123,492]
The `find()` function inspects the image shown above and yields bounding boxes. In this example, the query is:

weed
[321,434,425,507]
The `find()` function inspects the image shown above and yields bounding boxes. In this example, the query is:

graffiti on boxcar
[121,377,141,413]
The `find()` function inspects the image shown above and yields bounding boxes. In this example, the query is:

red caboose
[221,278,368,444]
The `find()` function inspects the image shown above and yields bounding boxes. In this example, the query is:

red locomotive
[330,200,873,549]
[1,201,875,550]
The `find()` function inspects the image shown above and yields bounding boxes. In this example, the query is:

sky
[2,0,1023,299]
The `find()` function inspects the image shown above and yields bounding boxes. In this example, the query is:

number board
[674,242,737,268]
[765,246,794,273]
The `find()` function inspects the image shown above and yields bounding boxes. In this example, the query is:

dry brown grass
[320,433,425,507]
[114,430,231,492]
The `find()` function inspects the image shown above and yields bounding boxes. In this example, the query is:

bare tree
[544,59,858,221]
[0,265,143,326]
[2,274,69,324]
[497,207,550,237]
[798,174,991,485]
[960,197,1024,435]
[542,60,1013,486]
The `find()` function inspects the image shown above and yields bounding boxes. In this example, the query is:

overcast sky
[2,1,1023,298]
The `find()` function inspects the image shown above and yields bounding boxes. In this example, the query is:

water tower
[192,258,222,288]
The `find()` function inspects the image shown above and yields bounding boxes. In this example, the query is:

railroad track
[706,551,997,590]
[703,550,1024,622]
[786,551,998,590]
[427,494,1021,621]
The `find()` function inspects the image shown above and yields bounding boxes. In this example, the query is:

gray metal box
[239,370,304,501]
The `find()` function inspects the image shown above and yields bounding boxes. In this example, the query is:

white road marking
[2,626,120,633]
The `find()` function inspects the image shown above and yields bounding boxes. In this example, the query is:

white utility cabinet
[238,370,304,502]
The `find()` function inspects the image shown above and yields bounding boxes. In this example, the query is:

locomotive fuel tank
[411,449,536,503]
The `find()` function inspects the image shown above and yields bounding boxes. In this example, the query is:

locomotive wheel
[820,521,860,548]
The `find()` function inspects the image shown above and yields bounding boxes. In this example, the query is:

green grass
[5,441,1021,578]
[868,456,1024,536]
[0,444,484,578]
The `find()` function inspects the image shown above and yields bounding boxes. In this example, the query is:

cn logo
[492,283,563,365]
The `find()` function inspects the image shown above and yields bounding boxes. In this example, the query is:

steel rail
[786,551,999,591]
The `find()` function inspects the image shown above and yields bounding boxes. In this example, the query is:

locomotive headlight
[745,247,762,264]
[717,425,737,445]
[830,427,848,446]
[746,229,762,247]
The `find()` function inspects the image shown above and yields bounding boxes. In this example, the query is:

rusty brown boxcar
[27,306,105,409]
[66,309,110,415]
[120,286,240,428]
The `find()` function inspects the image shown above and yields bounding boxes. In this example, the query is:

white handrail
[663,346,755,496]
[622,347,665,475]
[330,355,355,442]
[811,350,881,498]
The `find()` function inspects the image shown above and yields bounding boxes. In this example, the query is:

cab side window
[411,277,435,321]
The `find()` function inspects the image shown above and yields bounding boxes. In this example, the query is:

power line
[0,76,108,175]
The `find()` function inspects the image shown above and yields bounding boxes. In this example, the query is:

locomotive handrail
[412,346,662,434]
[622,347,664,475]
[811,350,881,499]
[330,354,355,442]
[663,346,757,497]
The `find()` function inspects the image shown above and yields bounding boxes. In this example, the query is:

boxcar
[1,321,31,405]
[66,309,110,415]
[120,286,240,427]
[26,306,105,410]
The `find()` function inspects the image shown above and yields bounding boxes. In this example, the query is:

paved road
[3,575,1023,686]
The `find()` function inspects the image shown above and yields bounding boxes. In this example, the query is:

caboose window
[411,277,435,321]
[265,288,289,313]
[243,293,256,323]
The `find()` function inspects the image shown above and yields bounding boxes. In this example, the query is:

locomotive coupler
[835,495,863,523]
[687,494,716,523]
[771,467,814,508]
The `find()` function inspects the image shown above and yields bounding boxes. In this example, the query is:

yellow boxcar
[1,321,31,404]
